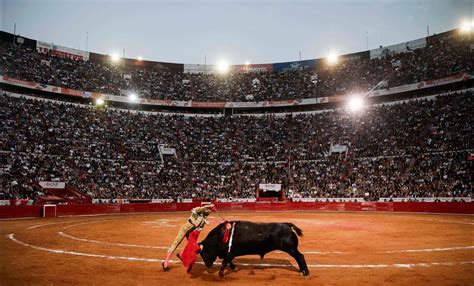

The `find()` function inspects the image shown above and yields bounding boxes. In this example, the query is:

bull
[199,221,309,277]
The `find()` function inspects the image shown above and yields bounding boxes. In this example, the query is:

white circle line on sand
[413,218,474,225]
[8,233,163,263]
[27,221,84,230]
[62,219,116,229]
[380,246,474,253]
[58,232,169,250]
[27,217,130,230]
[57,231,474,255]
[7,234,474,269]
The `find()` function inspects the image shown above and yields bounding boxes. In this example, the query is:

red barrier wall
[56,204,121,216]
[0,202,472,219]
[0,205,43,219]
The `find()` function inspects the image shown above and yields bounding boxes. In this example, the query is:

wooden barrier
[0,202,472,219]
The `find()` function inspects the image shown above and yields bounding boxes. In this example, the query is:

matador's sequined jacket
[188,206,213,228]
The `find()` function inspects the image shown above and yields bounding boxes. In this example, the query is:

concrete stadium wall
[0,202,473,219]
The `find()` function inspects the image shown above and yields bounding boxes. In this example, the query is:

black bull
[199,221,310,277]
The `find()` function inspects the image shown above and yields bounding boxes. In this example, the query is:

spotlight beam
[327,52,338,65]
[128,92,139,103]
[347,95,365,112]
[216,60,230,74]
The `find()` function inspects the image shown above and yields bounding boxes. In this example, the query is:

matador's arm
[192,204,215,214]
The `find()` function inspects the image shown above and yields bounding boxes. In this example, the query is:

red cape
[178,229,201,274]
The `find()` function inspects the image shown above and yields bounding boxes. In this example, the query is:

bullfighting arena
[1,211,473,285]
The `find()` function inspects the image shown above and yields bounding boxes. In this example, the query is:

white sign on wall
[258,183,281,191]
[39,181,66,189]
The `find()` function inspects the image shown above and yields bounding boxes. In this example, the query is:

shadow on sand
[190,257,299,280]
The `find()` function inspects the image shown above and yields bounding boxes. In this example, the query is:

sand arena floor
[0,211,473,285]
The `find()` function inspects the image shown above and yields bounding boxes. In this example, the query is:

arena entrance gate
[256,183,285,202]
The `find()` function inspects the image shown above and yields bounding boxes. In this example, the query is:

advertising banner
[272,59,318,72]
[225,97,317,108]
[37,41,89,61]
[190,101,226,108]
[61,87,100,98]
[216,198,256,202]
[258,183,282,191]
[92,199,111,204]
[226,101,264,108]
[1,75,40,89]
[184,63,273,74]
[39,181,66,189]
[416,73,471,89]
[141,98,180,106]
[370,37,426,59]
[369,73,472,98]
[184,64,214,74]
[9,199,34,206]
[317,97,329,104]
[341,50,370,61]
[379,197,471,202]
[368,82,418,97]
[111,199,130,204]
[263,99,296,107]
[328,95,347,102]
[232,64,273,73]
[292,197,365,202]
[0,75,101,99]
[151,199,174,203]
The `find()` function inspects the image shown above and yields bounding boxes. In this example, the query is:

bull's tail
[286,223,303,237]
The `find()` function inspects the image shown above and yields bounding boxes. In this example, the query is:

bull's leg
[219,257,230,278]
[228,260,237,271]
[278,231,310,277]
[287,249,310,276]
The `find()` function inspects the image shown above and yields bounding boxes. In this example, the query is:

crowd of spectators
[1,149,470,201]
[1,31,471,102]
[0,90,472,201]
[2,92,472,162]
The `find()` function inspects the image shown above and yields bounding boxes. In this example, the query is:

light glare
[460,21,473,32]
[217,60,229,74]
[327,52,338,65]
[347,96,364,112]
[95,98,105,106]
[137,56,143,61]
[128,92,138,102]
[110,53,121,62]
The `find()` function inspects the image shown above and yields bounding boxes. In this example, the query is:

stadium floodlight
[137,56,143,61]
[347,95,364,112]
[110,53,121,63]
[244,61,250,66]
[95,98,105,106]
[327,52,338,65]
[128,92,139,102]
[216,60,230,74]
[460,21,473,32]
